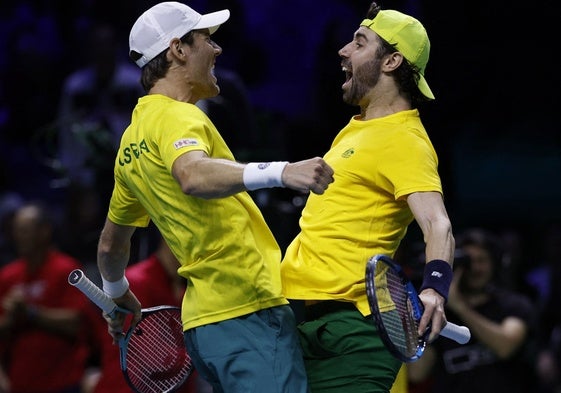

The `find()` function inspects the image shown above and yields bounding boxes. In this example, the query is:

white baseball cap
[129,2,230,68]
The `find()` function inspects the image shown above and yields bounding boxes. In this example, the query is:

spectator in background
[0,192,23,266]
[53,21,144,273]
[83,230,211,393]
[531,222,561,393]
[56,22,143,202]
[0,201,91,393]
[407,228,537,393]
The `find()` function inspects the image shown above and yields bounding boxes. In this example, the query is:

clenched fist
[282,157,334,194]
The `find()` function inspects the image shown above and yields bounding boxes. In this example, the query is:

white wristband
[101,276,129,298]
[243,161,288,191]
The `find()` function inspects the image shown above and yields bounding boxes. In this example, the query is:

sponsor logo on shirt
[174,138,199,149]
[342,148,355,158]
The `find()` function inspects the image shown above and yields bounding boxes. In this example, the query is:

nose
[338,42,350,58]
[211,40,222,55]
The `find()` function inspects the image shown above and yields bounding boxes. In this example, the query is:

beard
[343,56,383,106]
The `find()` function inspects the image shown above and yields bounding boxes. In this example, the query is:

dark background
[0,0,559,277]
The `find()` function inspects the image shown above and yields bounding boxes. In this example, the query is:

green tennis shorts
[298,302,402,393]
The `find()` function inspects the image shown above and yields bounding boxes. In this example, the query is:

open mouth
[210,65,218,82]
[342,66,353,88]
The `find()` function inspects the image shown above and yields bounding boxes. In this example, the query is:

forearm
[97,220,134,282]
[173,151,333,199]
[25,306,82,340]
[451,303,526,359]
[0,307,80,341]
[409,192,455,339]
[408,192,455,263]
[98,246,130,282]
[422,216,455,263]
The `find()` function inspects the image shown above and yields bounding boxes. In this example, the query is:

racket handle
[68,269,117,315]
[441,322,471,344]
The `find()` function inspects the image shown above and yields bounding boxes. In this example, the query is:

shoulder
[146,96,208,120]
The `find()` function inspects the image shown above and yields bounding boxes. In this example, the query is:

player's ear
[382,52,403,72]
[168,38,186,62]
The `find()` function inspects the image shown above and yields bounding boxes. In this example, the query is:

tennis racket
[365,254,471,362]
[68,269,193,393]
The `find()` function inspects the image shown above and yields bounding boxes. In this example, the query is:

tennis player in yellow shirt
[94,2,334,393]
[281,2,455,392]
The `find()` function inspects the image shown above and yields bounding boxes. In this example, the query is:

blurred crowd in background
[0,0,559,392]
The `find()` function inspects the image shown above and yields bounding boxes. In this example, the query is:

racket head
[120,305,193,393]
[365,254,428,362]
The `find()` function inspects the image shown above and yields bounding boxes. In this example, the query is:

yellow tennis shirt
[109,95,288,330]
[281,109,442,316]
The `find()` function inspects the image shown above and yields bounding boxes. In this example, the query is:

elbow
[179,181,197,197]
[175,168,208,198]
[179,180,213,199]
[176,169,226,199]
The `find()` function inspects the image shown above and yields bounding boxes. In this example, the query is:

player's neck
[359,94,411,120]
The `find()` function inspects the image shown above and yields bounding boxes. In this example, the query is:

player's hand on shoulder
[283,157,334,195]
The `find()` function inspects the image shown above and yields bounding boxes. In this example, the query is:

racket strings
[383,269,421,358]
[126,309,192,393]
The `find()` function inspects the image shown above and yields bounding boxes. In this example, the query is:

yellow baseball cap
[361,10,434,100]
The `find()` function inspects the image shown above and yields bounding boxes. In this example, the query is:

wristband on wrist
[102,276,129,298]
[243,161,288,191]
[419,259,453,302]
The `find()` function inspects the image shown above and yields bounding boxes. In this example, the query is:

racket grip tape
[441,322,471,344]
[68,269,117,314]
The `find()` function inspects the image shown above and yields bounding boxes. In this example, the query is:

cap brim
[418,74,435,100]
[194,9,230,34]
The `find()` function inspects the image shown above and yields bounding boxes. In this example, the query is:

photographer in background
[407,228,537,393]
